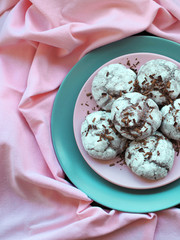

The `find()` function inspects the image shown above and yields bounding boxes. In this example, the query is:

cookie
[125,132,175,180]
[92,63,136,111]
[81,111,127,160]
[111,92,162,140]
[137,59,180,105]
[160,99,180,140]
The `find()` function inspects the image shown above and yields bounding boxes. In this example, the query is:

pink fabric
[0,0,180,239]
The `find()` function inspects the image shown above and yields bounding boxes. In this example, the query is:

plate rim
[51,35,180,213]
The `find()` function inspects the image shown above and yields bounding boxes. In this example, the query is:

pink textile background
[0,0,180,239]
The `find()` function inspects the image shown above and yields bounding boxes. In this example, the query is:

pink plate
[73,52,180,189]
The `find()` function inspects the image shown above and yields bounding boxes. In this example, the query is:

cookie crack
[150,160,170,172]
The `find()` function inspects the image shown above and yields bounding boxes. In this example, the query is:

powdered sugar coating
[125,132,175,180]
[111,92,162,140]
[137,59,180,105]
[160,99,180,140]
[81,111,127,160]
[92,63,136,110]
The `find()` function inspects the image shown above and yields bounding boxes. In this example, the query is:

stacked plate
[51,36,180,213]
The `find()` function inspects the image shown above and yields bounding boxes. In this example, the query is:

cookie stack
[81,59,180,180]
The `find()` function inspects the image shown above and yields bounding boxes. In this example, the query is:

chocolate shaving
[138,75,174,105]
[105,135,114,141]
[166,81,171,88]
[130,67,137,74]
[171,140,180,155]
[109,163,115,167]
[106,72,109,77]
[149,115,153,120]
[85,124,92,136]
[127,59,131,66]
[144,152,152,160]
[105,129,109,134]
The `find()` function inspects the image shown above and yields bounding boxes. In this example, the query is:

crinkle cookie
[160,99,180,140]
[92,63,136,110]
[81,111,127,160]
[137,59,180,105]
[125,132,175,180]
[111,92,162,140]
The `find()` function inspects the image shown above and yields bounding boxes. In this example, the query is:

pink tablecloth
[0,0,180,239]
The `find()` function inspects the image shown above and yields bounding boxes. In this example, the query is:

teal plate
[51,36,180,213]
